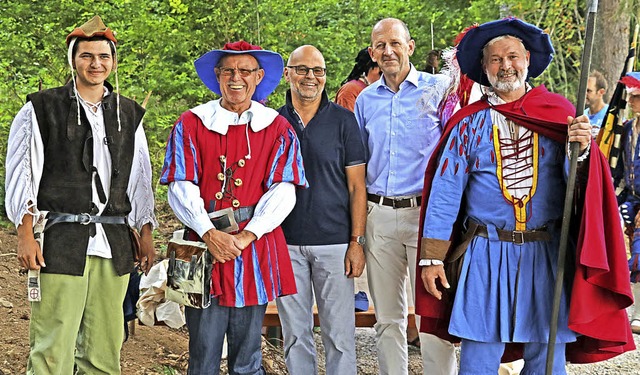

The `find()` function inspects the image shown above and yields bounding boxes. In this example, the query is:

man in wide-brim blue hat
[456,17,554,86]
[194,40,284,103]
[160,40,308,373]
[416,17,635,374]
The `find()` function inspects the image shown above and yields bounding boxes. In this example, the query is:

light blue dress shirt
[354,65,449,197]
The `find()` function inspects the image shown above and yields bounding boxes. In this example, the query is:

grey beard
[488,68,528,93]
[492,79,523,92]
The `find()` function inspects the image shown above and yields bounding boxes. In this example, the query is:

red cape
[416,85,635,363]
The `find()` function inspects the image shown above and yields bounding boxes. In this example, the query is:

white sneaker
[630,319,640,334]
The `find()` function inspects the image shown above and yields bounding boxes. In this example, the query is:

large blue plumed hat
[456,17,554,85]
[194,40,284,102]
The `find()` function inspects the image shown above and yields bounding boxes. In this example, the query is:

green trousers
[27,256,129,375]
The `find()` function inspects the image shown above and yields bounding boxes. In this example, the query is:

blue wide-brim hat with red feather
[456,17,554,85]
[194,40,284,102]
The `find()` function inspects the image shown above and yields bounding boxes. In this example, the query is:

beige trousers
[365,202,457,375]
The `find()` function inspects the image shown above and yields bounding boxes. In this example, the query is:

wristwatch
[350,235,366,246]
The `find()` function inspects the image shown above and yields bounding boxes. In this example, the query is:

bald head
[371,18,411,43]
[287,45,325,66]
[285,45,326,105]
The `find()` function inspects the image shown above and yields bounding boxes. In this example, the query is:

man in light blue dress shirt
[354,18,456,375]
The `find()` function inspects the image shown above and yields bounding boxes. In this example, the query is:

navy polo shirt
[278,90,366,245]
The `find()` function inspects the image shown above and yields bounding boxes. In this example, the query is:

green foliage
[155,364,179,375]
[0,0,600,217]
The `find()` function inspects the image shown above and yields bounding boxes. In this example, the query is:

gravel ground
[307,324,640,374]
[308,327,426,374]
[353,328,426,374]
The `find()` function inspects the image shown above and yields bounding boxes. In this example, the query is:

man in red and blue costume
[416,18,634,374]
[161,41,307,374]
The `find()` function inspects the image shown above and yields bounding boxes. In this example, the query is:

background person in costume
[417,18,634,374]
[160,40,307,374]
[354,17,456,375]
[5,15,157,373]
[276,44,366,375]
[334,47,381,112]
[613,71,640,335]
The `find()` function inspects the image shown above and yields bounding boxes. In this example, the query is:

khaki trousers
[365,202,457,375]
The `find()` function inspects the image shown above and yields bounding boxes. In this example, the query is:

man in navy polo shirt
[276,44,367,375]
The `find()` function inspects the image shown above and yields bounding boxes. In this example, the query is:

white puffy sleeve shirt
[5,99,157,258]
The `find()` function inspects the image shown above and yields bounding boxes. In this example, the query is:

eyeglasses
[217,67,260,77]
[287,65,327,77]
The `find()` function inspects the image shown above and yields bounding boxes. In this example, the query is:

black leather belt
[210,206,254,230]
[45,212,127,231]
[367,193,421,208]
[475,224,551,245]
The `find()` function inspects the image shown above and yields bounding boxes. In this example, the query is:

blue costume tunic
[618,118,640,199]
[617,117,640,280]
[422,103,578,344]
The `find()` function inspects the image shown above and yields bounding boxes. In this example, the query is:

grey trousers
[276,243,356,375]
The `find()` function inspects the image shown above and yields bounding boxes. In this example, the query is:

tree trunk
[591,0,630,103]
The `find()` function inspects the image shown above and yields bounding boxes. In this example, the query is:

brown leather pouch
[444,221,479,294]
[130,227,142,263]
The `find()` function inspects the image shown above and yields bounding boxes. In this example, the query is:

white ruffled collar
[190,99,279,135]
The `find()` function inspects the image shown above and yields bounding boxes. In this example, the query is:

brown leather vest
[27,82,145,276]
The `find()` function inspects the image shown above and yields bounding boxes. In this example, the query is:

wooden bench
[263,305,416,328]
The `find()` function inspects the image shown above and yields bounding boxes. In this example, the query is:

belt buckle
[512,230,525,245]
[208,207,239,234]
[392,197,416,209]
[78,213,93,225]
[391,198,400,209]
[391,197,406,209]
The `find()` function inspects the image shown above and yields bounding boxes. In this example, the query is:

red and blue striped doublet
[161,109,307,307]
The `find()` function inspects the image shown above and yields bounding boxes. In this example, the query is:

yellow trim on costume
[492,126,539,231]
